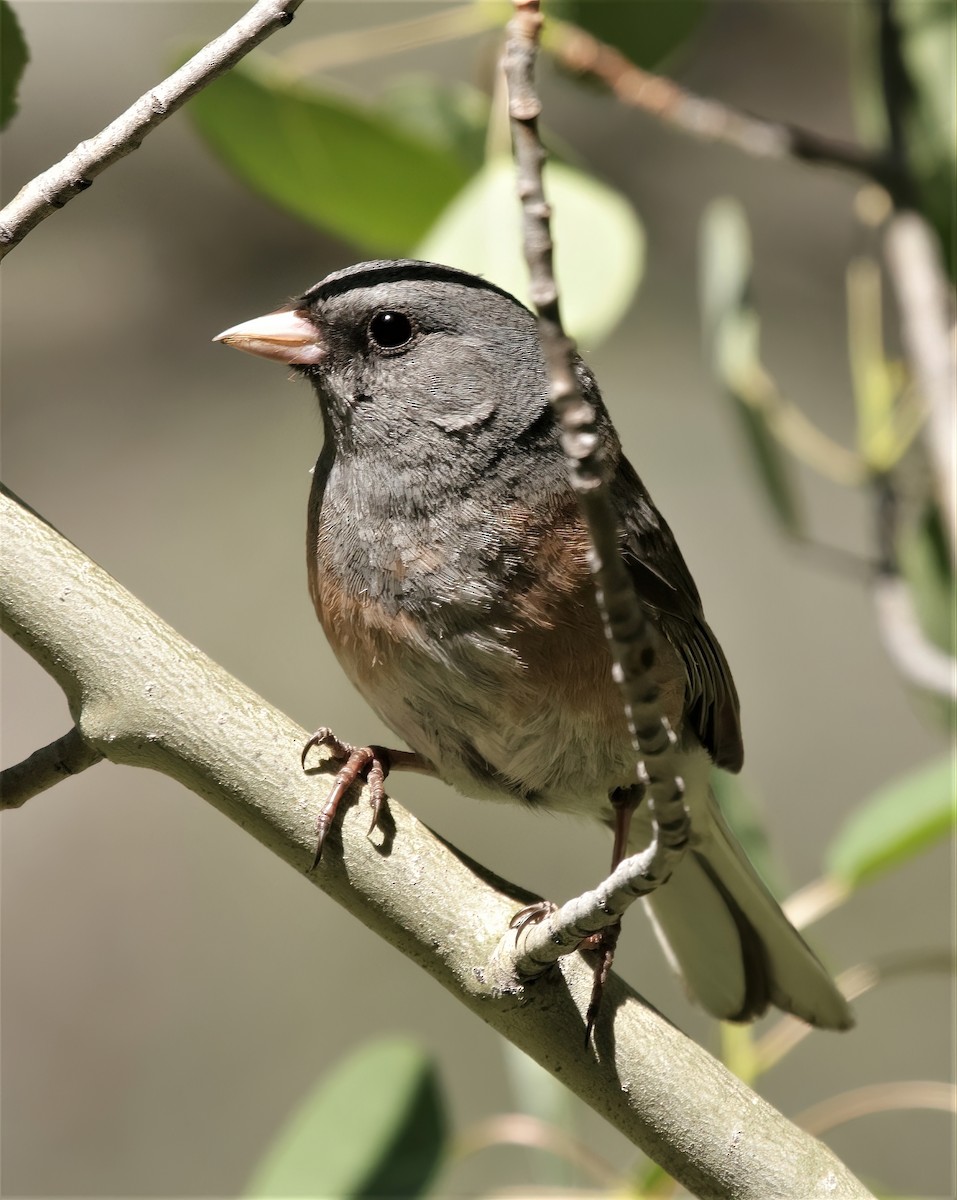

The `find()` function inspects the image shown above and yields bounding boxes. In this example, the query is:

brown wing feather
[614,456,744,773]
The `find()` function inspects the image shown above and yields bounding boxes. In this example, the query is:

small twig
[789,536,876,583]
[454,1113,620,1188]
[733,359,867,489]
[501,837,692,980]
[756,949,956,1073]
[783,874,851,931]
[795,1080,957,1137]
[870,473,957,698]
[499,0,689,980]
[0,0,304,260]
[547,19,899,189]
[277,3,500,77]
[873,572,957,699]
[1,727,103,809]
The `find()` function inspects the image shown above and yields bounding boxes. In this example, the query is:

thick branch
[0,0,303,260]
[0,488,873,1199]
[1,727,103,809]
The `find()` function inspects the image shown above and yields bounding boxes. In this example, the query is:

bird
[214,258,853,1031]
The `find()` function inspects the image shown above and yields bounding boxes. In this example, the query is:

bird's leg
[582,783,645,1041]
[301,727,432,870]
[609,781,643,871]
[583,919,621,1044]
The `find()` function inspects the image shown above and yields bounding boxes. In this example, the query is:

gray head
[215,260,561,478]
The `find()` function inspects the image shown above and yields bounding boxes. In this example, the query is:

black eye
[368,310,414,350]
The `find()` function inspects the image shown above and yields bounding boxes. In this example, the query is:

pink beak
[213,308,326,366]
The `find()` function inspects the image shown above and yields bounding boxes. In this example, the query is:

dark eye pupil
[369,311,413,349]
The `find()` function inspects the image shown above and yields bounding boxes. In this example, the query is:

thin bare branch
[501,2,689,980]
[784,875,852,930]
[1,727,103,809]
[796,1080,957,1137]
[547,20,898,188]
[277,3,499,77]
[873,572,957,699]
[756,950,956,1073]
[454,1113,620,1188]
[494,832,688,979]
[0,0,304,260]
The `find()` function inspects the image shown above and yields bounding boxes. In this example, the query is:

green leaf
[898,500,957,658]
[503,1043,570,1129]
[416,155,644,345]
[710,769,787,900]
[897,500,956,729]
[826,755,956,888]
[895,0,956,278]
[502,1044,576,1187]
[378,76,489,174]
[547,0,707,70]
[699,197,751,338]
[246,1037,447,1199]
[187,60,470,255]
[0,1,29,131]
[699,198,804,536]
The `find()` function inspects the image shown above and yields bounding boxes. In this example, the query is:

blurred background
[1,2,954,1197]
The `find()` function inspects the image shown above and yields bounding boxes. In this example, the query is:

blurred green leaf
[0,1,29,131]
[699,198,804,536]
[502,1043,575,1187]
[897,500,957,729]
[246,1037,447,1198]
[850,0,956,279]
[547,0,707,69]
[416,155,644,345]
[502,1043,571,1130]
[379,76,489,173]
[710,769,787,900]
[187,60,470,255]
[898,501,957,658]
[895,0,956,277]
[732,388,804,536]
[628,1157,674,1199]
[826,755,956,888]
[699,197,750,337]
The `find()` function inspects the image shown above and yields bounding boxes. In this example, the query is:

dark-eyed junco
[215,259,852,1030]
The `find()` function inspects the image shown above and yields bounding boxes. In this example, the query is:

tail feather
[643,791,853,1030]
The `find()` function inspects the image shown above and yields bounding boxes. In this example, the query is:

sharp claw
[300,732,398,867]
[301,727,337,771]
[509,900,557,938]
